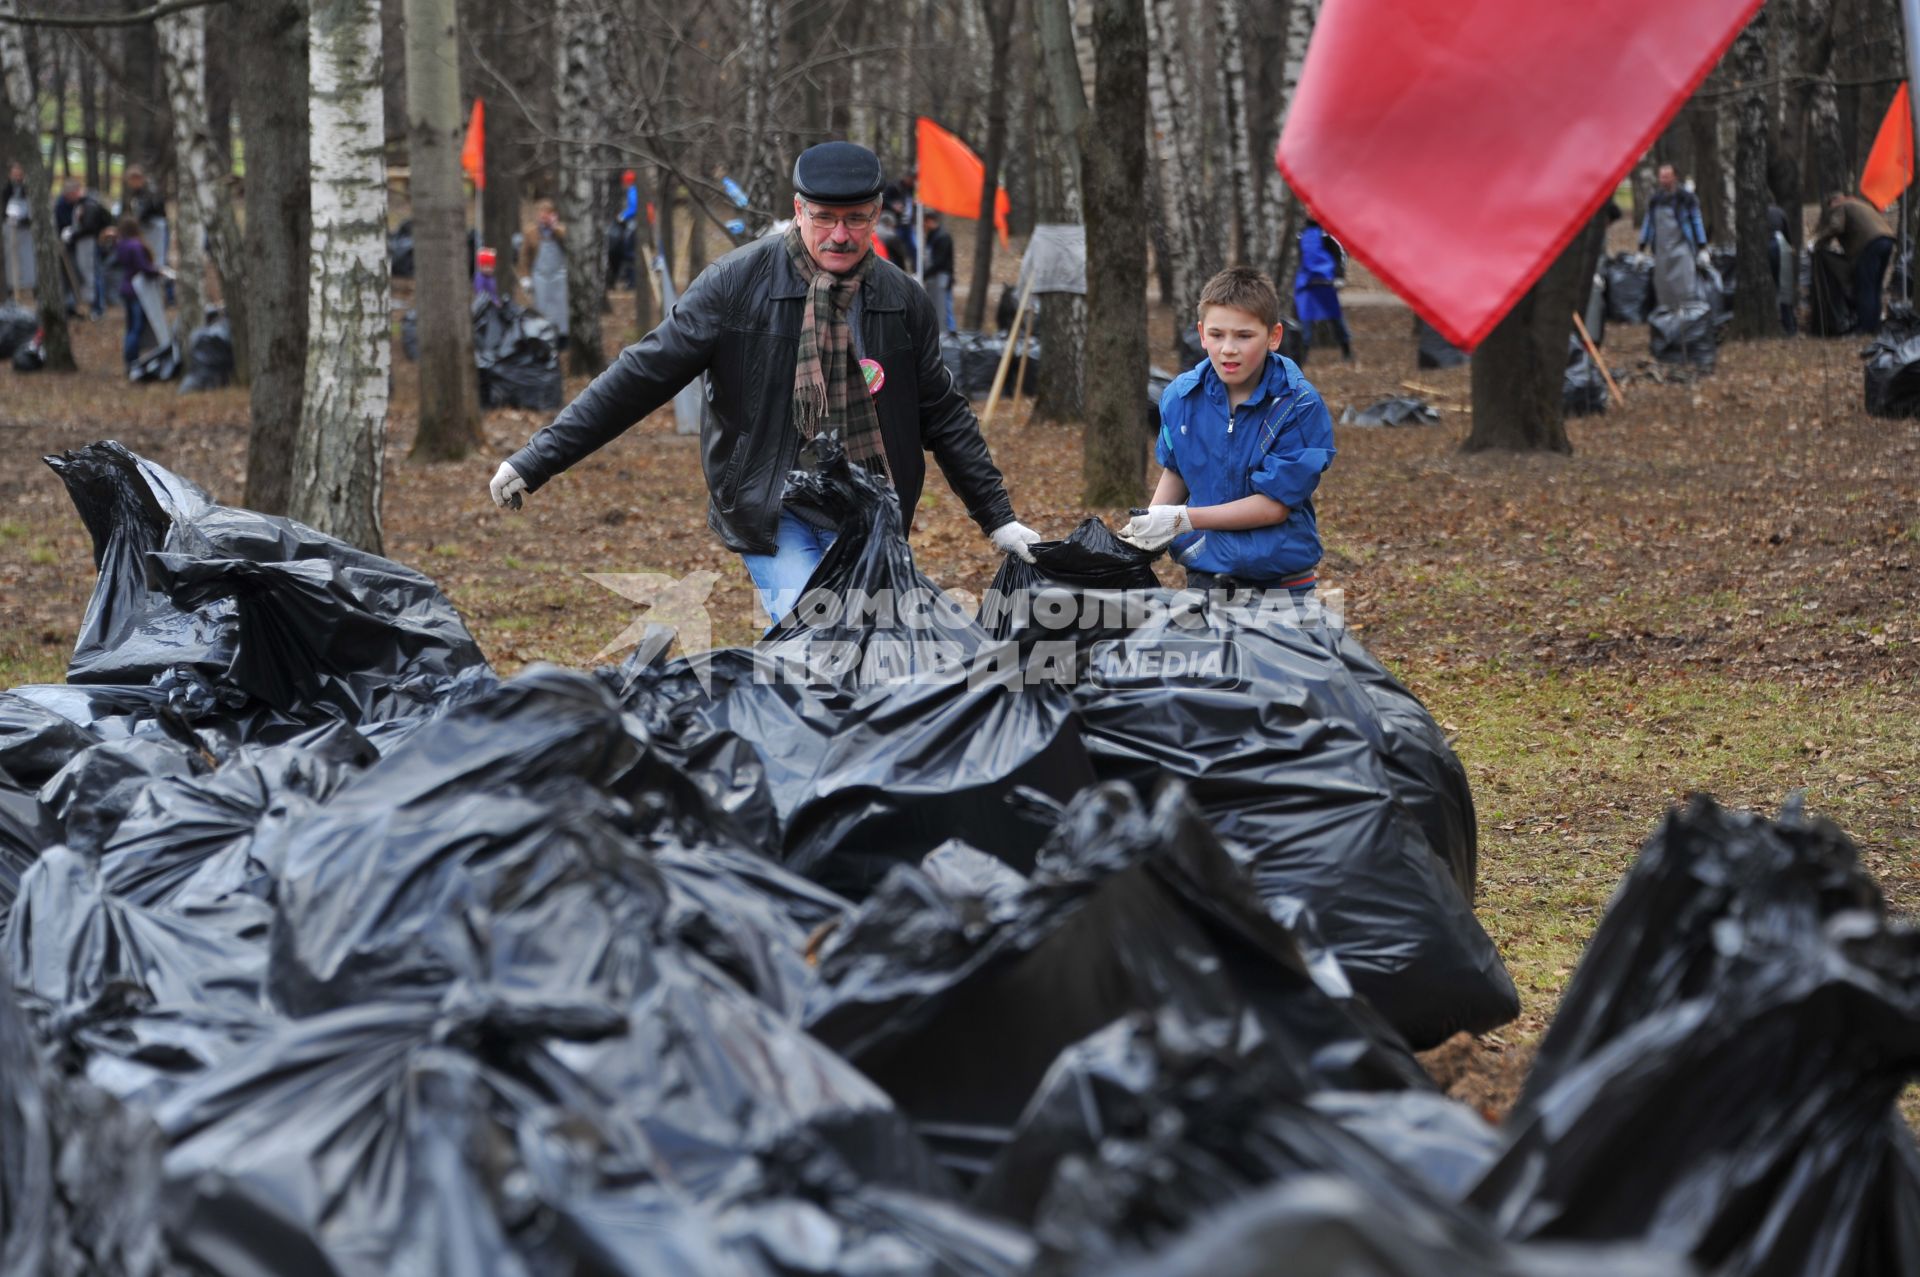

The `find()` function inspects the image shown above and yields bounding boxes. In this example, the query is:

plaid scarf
[784,224,887,475]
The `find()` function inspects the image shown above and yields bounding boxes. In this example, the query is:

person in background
[920,208,956,333]
[1639,163,1708,311]
[3,160,32,299]
[1812,191,1896,336]
[607,170,639,291]
[1122,265,1336,600]
[111,214,163,368]
[1293,215,1352,361]
[120,165,168,289]
[521,199,569,338]
[475,246,501,303]
[55,177,110,319]
[881,165,917,266]
[1767,204,1797,337]
[487,141,1040,625]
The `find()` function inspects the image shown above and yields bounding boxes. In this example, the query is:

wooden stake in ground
[981,271,1036,428]
[1571,310,1625,406]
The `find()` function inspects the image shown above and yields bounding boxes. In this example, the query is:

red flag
[915,116,1010,247]
[460,99,486,191]
[1862,83,1913,211]
[1279,0,1761,349]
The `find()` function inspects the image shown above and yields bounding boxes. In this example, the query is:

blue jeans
[741,509,837,627]
[123,297,147,366]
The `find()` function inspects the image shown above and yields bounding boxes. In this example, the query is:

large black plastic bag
[940,330,1040,398]
[0,767,51,915]
[1603,253,1655,324]
[977,518,1160,647]
[0,302,35,358]
[474,296,565,410]
[179,313,234,391]
[0,690,100,785]
[1070,600,1513,1047]
[1864,331,1920,418]
[1564,350,1609,416]
[1471,797,1920,1277]
[807,785,1430,1178]
[1648,301,1716,371]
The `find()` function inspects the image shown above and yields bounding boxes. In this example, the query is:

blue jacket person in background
[1121,266,1336,598]
[1292,218,1352,361]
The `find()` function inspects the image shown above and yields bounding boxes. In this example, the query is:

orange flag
[914,116,1010,246]
[1862,83,1913,212]
[461,99,486,191]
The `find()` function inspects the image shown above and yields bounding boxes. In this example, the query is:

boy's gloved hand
[1119,505,1192,552]
[989,520,1043,564]
[1695,248,1712,272]
[489,461,527,510]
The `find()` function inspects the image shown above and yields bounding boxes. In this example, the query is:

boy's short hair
[1196,266,1280,329]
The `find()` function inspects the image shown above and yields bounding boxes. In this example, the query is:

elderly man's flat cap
[793,142,885,206]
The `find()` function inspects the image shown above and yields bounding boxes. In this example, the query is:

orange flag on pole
[461,99,486,191]
[1862,83,1913,212]
[914,116,1010,246]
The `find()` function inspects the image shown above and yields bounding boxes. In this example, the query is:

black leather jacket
[507,235,1016,554]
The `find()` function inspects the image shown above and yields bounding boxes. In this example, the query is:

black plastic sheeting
[11,336,44,372]
[0,303,34,359]
[473,296,565,410]
[941,329,1041,398]
[1809,249,1856,337]
[1564,334,1608,417]
[1648,301,1716,372]
[1341,396,1441,427]
[1472,797,1920,1277]
[1863,330,1920,418]
[978,518,1161,647]
[11,438,1910,1275]
[1603,253,1655,324]
[179,315,233,392]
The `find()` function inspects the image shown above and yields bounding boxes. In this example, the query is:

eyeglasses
[802,206,877,232]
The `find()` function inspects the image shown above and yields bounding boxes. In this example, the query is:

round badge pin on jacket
[860,358,885,395]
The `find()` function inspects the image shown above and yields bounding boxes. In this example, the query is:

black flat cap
[793,141,885,206]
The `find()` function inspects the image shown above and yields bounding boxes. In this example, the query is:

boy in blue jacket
[1120,266,1336,598]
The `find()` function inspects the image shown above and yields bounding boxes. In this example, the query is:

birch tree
[740,0,781,214]
[291,0,391,554]
[1083,0,1147,505]
[404,0,482,458]
[555,0,610,377]
[1143,0,1214,350]
[1217,0,1262,265]
[1266,0,1319,291]
[963,0,1016,332]
[0,1,75,370]
[159,4,249,377]
[239,0,310,515]
[1035,0,1087,423]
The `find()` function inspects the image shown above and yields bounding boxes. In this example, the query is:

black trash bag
[1341,396,1440,427]
[1415,315,1469,369]
[1603,253,1655,324]
[473,296,565,410]
[1471,797,1920,1277]
[978,518,1160,647]
[179,314,233,391]
[807,784,1431,1178]
[1070,599,1515,1048]
[389,217,415,278]
[1697,262,1733,330]
[1306,1089,1504,1203]
[1103,1176,1691,1277]
[12,334,45,371]
[1808,248,1855,337]
[0,302,35,358]
[1863,331,1920,419]
[128,336,181,384]
[36,733,208,855]
[0,690,100,786]
[0,965,170,1277]
[0,767,52,917]
[1647,301,1716,372]
[1563,348,1609,417]
[939,329,1042,398]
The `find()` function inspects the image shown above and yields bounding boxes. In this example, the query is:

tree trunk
[1082,0,1147,505]
[0,3,75,371]
[160,4,250,361]
[122,3,170,176]
[1143,0,1212,350]
[472,0,527,304]
[555,0,609,377]
[1715,80,1737,241]
[206,17,233,164]
[81,53,101,193]
[1730,11,1776,340]
[52,40,67,179]
[404,0,483,460]
[1034,0,1088,424]
[292,0,390,554]
[741,0,781,216]
[963,0,1015,332]
[1464,211,1606,454]
[1217,0,1262,265]
[1265,0,1317,288]
[238,0,310,515]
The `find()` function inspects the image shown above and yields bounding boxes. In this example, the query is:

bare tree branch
[0,0,226,30]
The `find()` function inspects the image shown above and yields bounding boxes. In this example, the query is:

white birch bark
[1217,0,1261,264]
[291,0,391,554]
[741,0,781,214]
[1265,0,1320,284]
[556,0,610,374]
[159,6,247,359]
[1143,0,1213,317]
[0,0,74,368]
[1716,92,1737,244]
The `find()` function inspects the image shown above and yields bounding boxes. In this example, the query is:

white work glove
[1695,248,1712,271]
[1118,505,1193,552]
[59,226,74,245]
[489,460,528,510]
[989,520,1043,564]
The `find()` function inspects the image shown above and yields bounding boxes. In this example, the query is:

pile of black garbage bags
[6,439,1918,1276]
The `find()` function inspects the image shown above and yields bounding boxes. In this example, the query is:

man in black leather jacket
[490,141,1041,623]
